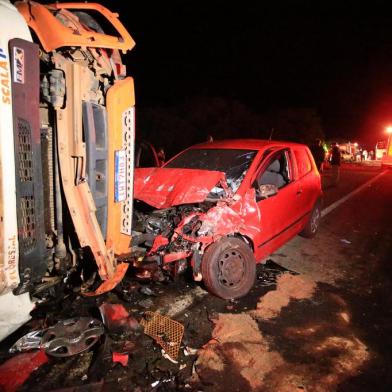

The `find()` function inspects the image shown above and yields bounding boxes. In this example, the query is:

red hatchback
[133,139,323,299]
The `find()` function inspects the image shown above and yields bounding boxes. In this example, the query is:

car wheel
[300,202,321,238]
[201,237,256,299]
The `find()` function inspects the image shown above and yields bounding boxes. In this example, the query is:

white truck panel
[0,0,35,341]
[0,0,32,294]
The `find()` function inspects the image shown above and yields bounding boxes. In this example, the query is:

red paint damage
[175,188,261,245]
[133,177,261,275]
[134,167,227,208]
[0,350,48,392]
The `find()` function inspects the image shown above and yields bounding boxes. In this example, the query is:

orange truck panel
[106,77,135,256]
[15,1,135,53]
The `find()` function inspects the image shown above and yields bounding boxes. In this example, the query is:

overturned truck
[0,0,135,339]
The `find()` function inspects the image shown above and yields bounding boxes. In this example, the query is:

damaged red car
[133,139,322,299]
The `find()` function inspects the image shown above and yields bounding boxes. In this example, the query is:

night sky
[102,2,392,146]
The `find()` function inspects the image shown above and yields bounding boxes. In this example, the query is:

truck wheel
[300,202,321,238]
[201,237,256,299]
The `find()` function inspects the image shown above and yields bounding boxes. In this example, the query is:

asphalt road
[4,162,392,392]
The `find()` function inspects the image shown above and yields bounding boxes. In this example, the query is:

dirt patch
[251,273,316,319]
[195,313,283,390]
[264,335,369,392]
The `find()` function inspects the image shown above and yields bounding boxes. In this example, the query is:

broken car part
[0,350,48,392]
[9,329,46,354]
[141,311,184,361]
[41,317,104,357]
[99,303,140,332]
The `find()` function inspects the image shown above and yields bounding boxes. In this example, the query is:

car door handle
[296,189,303,195]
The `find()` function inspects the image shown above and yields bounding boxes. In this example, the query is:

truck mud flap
[9,38,47,285]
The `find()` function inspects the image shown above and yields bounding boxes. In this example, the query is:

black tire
[300,201,322,238]
[201,237,256,299]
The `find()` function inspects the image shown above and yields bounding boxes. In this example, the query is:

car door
[292,146,318,217]
[252,148,302,260]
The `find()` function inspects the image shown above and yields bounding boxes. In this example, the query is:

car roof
[189,139,306,151]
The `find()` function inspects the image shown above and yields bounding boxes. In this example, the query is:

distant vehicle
[375,141,387,160]
[133,139,323,299]
[340,150,355,162]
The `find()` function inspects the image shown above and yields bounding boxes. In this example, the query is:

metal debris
[41,317,104,357]
[9,329,46,353]
[141,311,184,360]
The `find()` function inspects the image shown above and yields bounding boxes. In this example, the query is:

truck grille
[20,195,36,253]
[17,118,34,182]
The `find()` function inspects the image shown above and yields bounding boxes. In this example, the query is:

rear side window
[294,148,312,178]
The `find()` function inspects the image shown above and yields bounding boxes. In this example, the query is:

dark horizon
[104,2,392,147]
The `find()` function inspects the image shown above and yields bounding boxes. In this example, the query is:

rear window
[294,148,312,178]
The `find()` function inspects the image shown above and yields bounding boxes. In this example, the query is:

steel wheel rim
[217,248,246,288]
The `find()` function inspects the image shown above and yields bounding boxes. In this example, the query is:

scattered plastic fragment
[161,349,179,364]
[41,317,104,357]
[112,352,129,366]
[179,363,187,370]
[0,350,48,392]
[141,312,184,360]
[340,238,352,244]
[183,346,198,356]
[99,303,140,332]
[9,329,46,353]
[151,380,160,387]
[140,286,156,296]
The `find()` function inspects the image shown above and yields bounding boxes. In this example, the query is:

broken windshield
[165,149,257,193]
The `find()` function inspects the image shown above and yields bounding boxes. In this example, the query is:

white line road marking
[321,170,387,217]
[157,286,208,318]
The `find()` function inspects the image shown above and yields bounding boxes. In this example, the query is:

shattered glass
[165,149,257,193]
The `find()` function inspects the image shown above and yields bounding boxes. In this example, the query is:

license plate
[114,150,126,202]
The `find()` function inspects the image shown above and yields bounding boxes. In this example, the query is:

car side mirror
[256,184,278,201]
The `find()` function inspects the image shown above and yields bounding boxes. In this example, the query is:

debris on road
[99,303,140,332]
[0,350,48,392]
[161,349,179,364]
[9,329,46,353]
[251,273,316,319]
[183,346,198,356]
[82,263,129,296]
[141,311,184,360]
[112,352,129,366]
[138,298,154,308]
[140,286,157,296]
[256,259,294,286]
[41,317,104,357]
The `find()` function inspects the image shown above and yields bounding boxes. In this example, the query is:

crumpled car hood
[134,167,226,208]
